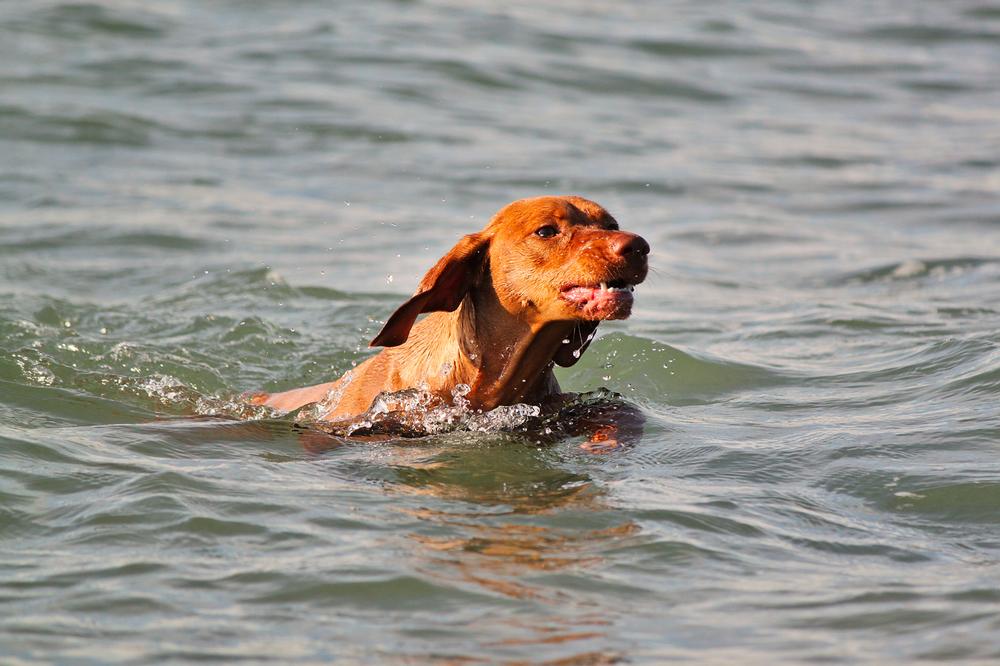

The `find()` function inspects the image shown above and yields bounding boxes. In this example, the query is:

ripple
[509,64,730,102]
[244,575,504,609]
[835,257,999,285]
[635,508,766,538]
[0,105,162,147]
[0,226,210,253]
[628,37,782,59]
[173,515,270,538]
[888,482,1000,523]
[64,595,176,615]
[21,3,172,39]
[857,24,1000,44]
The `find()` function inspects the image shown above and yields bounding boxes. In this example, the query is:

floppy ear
[553,321,599,367]
[370,232,490,348]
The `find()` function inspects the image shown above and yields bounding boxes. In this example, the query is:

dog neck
[453,279,576,411]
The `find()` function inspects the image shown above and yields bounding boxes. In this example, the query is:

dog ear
[370,232,490,348]
[553,321,599,367]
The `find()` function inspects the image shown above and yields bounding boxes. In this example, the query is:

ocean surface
[2,1,1000,663]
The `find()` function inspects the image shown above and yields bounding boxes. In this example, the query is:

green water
[3,1,1000,663]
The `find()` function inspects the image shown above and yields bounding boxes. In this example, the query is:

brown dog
[252,196,649,429]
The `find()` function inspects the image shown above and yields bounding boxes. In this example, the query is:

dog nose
[611,232,650,258]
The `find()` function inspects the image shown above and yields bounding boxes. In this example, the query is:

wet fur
[252,196,649,426]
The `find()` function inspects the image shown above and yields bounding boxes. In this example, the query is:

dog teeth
[596,282,633,293]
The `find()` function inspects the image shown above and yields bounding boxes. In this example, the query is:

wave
[557,332,789,406]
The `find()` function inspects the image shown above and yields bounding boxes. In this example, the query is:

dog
[250,196,648,445]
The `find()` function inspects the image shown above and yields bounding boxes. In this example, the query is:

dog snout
[610,232,650,259]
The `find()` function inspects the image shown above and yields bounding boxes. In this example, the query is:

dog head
[370,196,649,365]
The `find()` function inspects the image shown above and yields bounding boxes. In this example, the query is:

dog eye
[534,226,559,238]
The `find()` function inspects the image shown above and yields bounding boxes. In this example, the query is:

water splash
[303,386,625,441]
[306,370,354,420]
[193,393,280,421]
[294,384,557,438]
[451,382,471,410]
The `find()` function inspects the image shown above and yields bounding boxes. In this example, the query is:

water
[3,0,1000,662]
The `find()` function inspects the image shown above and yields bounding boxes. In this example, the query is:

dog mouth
[559,279,636,320]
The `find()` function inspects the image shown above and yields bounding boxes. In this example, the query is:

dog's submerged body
[253,196,649,427]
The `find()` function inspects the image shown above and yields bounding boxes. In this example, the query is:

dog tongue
[561,286,601,303]
[561,285,634,319]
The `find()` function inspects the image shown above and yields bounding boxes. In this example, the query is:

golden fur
[252,196,649,422]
